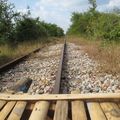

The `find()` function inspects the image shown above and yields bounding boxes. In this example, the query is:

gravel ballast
[0,43,119,94]
[61,43,120,93]
[0,44,63,94]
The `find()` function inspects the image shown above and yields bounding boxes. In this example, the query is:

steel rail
[0,40,66,94]
[0,48,42,93]
[52,39,66,94]
[0,47,41,73]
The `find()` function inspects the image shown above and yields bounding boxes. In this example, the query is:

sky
[9,0,120,32]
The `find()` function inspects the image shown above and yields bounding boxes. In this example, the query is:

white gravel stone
[61,43,120,93]
[0,44,63,94]
[0,43,119,94]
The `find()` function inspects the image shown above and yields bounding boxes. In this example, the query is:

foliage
[15,18,64,42]
[40,22,64,37]
[89,0,97,12]
[0,0,19,44]
[0,0,64,44]
[67,0,120,41]
[15,17,46,42]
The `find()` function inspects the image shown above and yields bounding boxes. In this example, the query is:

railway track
[0,40,119,120]
[0,44,63,94]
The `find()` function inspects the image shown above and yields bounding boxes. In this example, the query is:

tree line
[0,0,64,45]
[67,0,120,41]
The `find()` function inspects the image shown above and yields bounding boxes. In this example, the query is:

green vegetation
[0,0,64,45]
[0,0,64,65]
[67,0,120,41]
[67,0,120,74]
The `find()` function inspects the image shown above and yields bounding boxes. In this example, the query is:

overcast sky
[9,0,120,32]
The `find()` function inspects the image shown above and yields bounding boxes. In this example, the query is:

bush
[0,0,64,45]
[0,0,19,44]
[40,22,64,37]
[15,17,45,42]
[67,1,120,41]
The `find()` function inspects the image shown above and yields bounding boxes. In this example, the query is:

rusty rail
[0,48,41,73]
[52,39,66,94]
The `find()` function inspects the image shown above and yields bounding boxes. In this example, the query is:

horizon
[9,0,120,32]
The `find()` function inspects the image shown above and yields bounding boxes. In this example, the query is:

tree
[67,1,120,41]
[0,0,19,44]
[0,0,64,44]
[88,0,97,12]
[40,22,64,37]
[16,17,43,42]
[57,27,64,37]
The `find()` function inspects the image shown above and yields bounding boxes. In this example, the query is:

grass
[0,37,64,66]
[67,35,120,75]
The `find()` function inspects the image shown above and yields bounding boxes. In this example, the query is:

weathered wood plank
[72,100,87,120]
[26,103,34,110]
[0,100,6,110]
[53,100,68,120]
[0,93,119,101]
[7,101,27,120]
[29,101,50,120]
[47,117,53,120]
[118,103,120,108]
[87,102,107,120]
[100,102,120,120]
[49,103,56,111]
[0,101,16,120]
[71,91,87,120]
